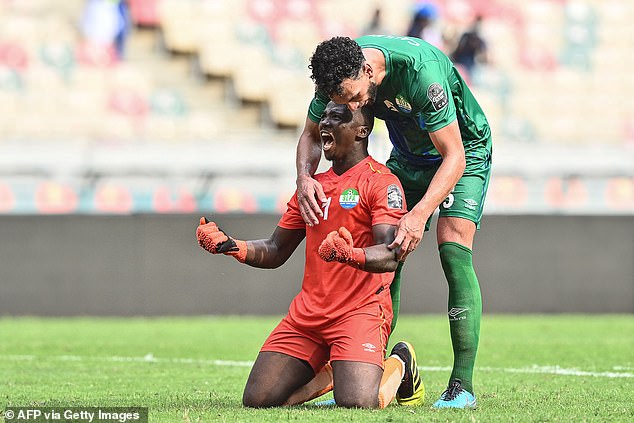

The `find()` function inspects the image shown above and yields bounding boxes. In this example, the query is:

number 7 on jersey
[321,197,332,221]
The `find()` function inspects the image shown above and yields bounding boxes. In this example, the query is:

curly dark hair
[309,36,365,97]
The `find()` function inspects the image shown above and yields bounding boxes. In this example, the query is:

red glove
[318,227,365,269]
[196,217,247,263]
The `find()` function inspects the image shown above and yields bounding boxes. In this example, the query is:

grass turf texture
[1,315,633,422]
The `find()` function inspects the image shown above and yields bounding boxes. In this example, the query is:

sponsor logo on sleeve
[339,188,360,209]
[427,82,449,111]
[387,184,404,209]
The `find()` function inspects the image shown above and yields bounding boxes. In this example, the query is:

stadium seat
[268,67,314,127]
[0,66,23,91]
[157,0,207,54]
[39,41,75,77]
[379,0,415,35]
[108,88,148,118]
[0,42,29,71]
[197,21,244,78]
[470,87,503,141]
[100,114,139,142]
[128,0,160,27]
[139,115,182,143]
[231,45,275,102]
[480,18,521,71]
[28,65,70,97]
[183,111,226,140]
[76,41,118,67]
[108,64,153,95]
[149,89,187,117]
[273,18,322,59]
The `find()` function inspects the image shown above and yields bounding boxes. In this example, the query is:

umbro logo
[448,307,469,321]
[362,342,377,353]
[463,199,478,210]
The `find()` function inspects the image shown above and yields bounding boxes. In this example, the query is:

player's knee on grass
[242,385,286,408]
[334,385,379,408]
[242,351,315,408]
[332,361,382,408]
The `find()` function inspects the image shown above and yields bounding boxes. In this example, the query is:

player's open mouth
[320,131,334,151]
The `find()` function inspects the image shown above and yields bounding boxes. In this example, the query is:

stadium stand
[0,0,631,215]
[136,0,634,145]
[1,0,632,143]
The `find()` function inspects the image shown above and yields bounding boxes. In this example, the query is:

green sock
[389,262,404,334]
[439,242,482,394]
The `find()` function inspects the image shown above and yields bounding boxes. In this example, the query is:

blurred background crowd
[0,0,632,216]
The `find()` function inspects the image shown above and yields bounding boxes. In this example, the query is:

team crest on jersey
[427,82,448,111]
[384,100,398,112]
[387,184,403,209]
[395,94,412,113]
[339,188,360,209]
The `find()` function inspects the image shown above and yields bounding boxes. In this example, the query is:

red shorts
[260,299,392,373]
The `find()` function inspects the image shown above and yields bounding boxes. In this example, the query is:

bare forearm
[244,226,305,268]
[243,239,288,269]
[411,154,465,220]
[361,245,399,273]
[296,119,321,177]
[412,121,466,221]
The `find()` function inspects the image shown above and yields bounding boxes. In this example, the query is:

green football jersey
[308,35,492,167]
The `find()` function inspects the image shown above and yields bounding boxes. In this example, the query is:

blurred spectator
[406,3,443,50]
[80,0,131,59]
[450,16,488,79]
[362,8,391,36]
[114,1,132,58]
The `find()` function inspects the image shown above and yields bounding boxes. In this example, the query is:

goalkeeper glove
[318,226,365,269]
[196,217,247,263]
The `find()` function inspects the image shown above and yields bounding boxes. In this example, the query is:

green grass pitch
[1,315,633,422]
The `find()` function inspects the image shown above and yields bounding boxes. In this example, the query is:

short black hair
[309,36,364,97]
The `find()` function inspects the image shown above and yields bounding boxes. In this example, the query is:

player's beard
[367,81,378,105]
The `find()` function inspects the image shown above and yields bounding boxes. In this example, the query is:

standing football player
[294,35,492,409]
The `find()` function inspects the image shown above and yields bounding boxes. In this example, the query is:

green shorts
[386,148,492,230]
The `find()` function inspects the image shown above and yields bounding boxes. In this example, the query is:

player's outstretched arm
[196,218,305,269]
[247,226,305,268]
[318,224,399,273]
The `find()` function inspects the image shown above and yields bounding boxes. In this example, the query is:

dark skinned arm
[362,223,400,273]
[244,226,306,269]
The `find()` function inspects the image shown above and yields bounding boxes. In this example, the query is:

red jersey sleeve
[277,191,306,230]
[367,173,407,226]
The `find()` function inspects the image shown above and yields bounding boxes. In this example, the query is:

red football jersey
[278,156,407,328]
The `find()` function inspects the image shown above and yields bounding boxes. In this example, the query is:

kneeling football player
[197,102,424,408]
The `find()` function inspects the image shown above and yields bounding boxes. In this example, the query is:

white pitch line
[1,354,632,378]
[613,366,634,371]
